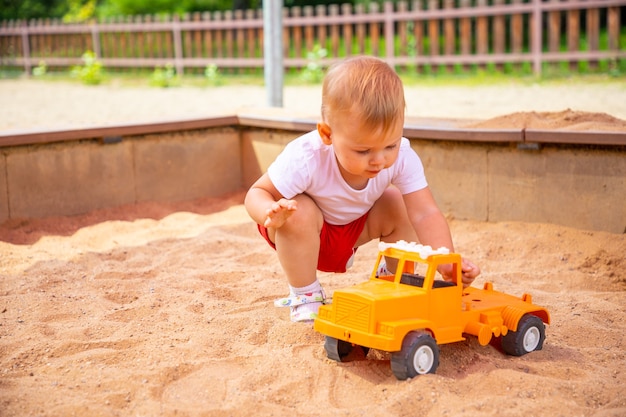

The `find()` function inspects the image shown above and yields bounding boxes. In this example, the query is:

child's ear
[317,122,332,145]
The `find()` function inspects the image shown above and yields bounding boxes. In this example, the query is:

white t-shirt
[267,130,428,225]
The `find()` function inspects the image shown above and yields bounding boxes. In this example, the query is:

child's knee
[294,194,324,224]
[288,194,324,229]
[373,187,406,218]
[382,186,404,203]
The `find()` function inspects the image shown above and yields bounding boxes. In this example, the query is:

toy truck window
[399,271,427,287]
[401,261,457,289]
[398,260,426,288]
[375,242,458,289]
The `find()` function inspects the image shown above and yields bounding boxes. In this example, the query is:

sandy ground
[1,78,626,130]
[0,79,625,416]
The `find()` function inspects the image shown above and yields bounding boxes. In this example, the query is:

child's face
[319,116,404,189]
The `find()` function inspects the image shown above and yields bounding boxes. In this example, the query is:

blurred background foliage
[1,0,375,22]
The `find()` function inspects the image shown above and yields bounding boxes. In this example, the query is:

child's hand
[460,258,480,288]
[264,198,298,228]
[439,257,480,288]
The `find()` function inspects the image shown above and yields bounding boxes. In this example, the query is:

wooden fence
[1,0,625,77]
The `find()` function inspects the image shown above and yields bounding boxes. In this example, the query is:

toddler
[245,56,480,322]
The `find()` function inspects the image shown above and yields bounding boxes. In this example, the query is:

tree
[0,0,66,21]
[96,0,235,17]
[64,0,97,22]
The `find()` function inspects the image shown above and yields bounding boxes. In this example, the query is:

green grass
[2,63,624,89]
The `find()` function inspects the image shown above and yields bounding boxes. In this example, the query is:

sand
[464,109,626,132]
[1,78,626,131]
[1,79,625,416]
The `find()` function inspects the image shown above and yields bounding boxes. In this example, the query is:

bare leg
[267,194,324,288]
[356,187,418,271]
[356,186,417,245]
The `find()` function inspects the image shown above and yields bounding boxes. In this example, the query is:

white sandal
[376,261,392,277]
[274,290,328,322]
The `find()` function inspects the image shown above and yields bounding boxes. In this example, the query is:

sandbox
[1,108,624,233]
[0,106,625,416]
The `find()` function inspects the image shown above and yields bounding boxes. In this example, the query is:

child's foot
[290,299,322,322]
[376,261,392,277]
[274,291,326,323]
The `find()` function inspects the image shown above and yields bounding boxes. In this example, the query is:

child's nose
[370,151,385,166]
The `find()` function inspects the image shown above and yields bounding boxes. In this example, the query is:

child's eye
[386,144,398,150]
[356,150,370,155]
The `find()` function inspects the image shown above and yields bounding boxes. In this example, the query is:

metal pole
[91,23,101,59]
[172,15,184,76]
[21,22,31,76]
[263,0,284,107]
[531,0,542,77]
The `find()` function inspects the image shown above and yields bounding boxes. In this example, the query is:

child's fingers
[462,259,480,278]
[267,199,295,213]
[263,199,298,228]
[278,198,297,211]
[460,259,480,288]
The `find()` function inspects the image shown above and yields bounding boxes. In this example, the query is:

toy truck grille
[334,295,370,332]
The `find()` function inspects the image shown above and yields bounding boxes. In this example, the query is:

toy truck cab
[314,241,550,380]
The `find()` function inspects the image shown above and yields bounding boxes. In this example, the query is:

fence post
[342,3,353,56]
[264,0,284,107]
[531,0,542,77]
[21,21,31,76]
[384,1,394,63]
[172,14,184,75]
[329,4,340,56]
[607,5,620,52]
[476,0,487,69]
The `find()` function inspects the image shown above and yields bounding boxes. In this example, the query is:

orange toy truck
[313,241,550,380]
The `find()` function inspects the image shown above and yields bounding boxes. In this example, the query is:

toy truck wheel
[390,331,439,380]
[324,337,369,361]
[324,336,353,362]
[501,314,545,356]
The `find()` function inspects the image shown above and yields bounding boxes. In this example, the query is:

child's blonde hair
[321,56,405,132]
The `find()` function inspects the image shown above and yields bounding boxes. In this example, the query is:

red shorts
[257,212,369,273]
